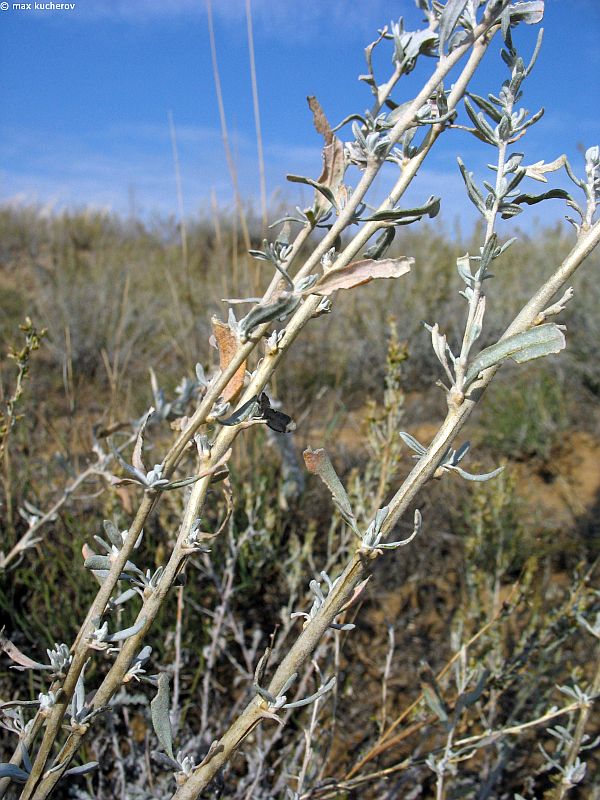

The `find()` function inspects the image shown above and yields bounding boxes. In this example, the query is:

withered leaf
[212,316,246,403]
[308,95,333,144]
[306,95,346,214]
[304,257,413,296]
[0,630,47,670]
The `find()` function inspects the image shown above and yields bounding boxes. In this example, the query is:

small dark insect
[258,392,296,433]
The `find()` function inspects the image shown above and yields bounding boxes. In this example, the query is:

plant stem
[554,639,600,799]
[170,219,600,800]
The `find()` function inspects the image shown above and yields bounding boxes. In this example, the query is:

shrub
[1,3,600,799]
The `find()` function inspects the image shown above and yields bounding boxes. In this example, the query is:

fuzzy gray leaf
[464,323,566,387]
[239,294,300,340]
[439,0,469,55]
[513,188,571,207]
[363,227,396,260]
[363,196,440,222]
[509,1,544,25]
[303,448,356,526]
[151,673,174,759]
[0,764,29,783]
[287,174,337,209]
[106,616,147,643]
[64,762,99,778]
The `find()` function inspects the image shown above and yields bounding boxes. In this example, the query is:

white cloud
[1,120,572,232]
[74,0,406,43]
[0,120,326,218]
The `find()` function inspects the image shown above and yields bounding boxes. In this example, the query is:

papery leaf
[151,673,174,759]
[132,408,154,474]
[211,317,246,404]
[0,630,47,671]
[439,0,469,55]
[524,154,567,183]
[456,254,473,286]
[305,257,412,296]
[303,448,356,526]
[308,94,333,143]
[465,295,486,350]
[429,323,449,368]
[464,323,566,387]
[320,138,347,195]
[304,95,346,215]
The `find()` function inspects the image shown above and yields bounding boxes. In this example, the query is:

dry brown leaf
[303,447,327,474]
[305,257,413,296]
[308,95,346,213]
[0,629,46,670]
[308,95,333,144]
[212,317,246,403]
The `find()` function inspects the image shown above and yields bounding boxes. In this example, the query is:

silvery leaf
[466,92,502,123]
[151,673,174,759]
[64,762,99,777]
[106,617,147,643]
[464,323,566,387]
[457,158,486,215]
[363,227,396,260]
[303,448,357,529]
[239,294,301,341]
[0,764,29,783]
[438,0,469,55]
[512,188,571,208]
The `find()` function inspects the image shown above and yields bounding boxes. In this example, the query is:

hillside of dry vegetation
[1,206,599,797]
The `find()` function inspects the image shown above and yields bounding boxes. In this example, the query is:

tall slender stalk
[245,0,268,232]
[6,4,600,799]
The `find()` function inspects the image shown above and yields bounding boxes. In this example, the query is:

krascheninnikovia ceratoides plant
[1,2,599,799]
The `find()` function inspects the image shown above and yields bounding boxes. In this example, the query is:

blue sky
[1,0,598,229]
